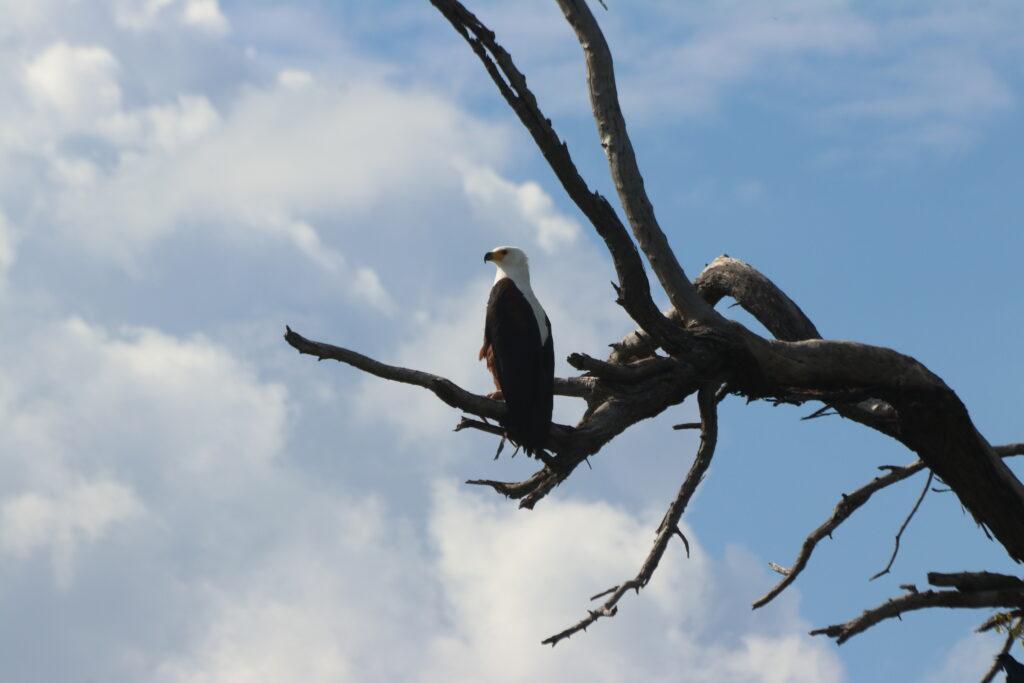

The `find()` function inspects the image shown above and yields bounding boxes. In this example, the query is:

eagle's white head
[484,246,531,284]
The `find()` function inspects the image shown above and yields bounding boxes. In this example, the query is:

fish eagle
[479,246,554,455]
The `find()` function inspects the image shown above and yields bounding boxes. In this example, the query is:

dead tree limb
[553,0,720,325]
[811,573,1024,645]
[756,448,1024,609]
[541,384,719,646]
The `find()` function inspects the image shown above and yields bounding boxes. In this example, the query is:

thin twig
[977,611,1024,634]
[541,384,719,646]
[801,405,836,421]
[979,619,1019,683]
[871,471,935,581]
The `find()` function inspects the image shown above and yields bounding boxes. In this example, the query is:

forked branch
[554,0,719,325]
[756,446,1024,609]
[428,0,686,350]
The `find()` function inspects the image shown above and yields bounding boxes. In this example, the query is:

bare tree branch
[567,352,676,383]
[811,585,1024,645]
[285,326,581,454]
[755,447,1024,609]
[285,326,504,420]
[541,384,719,646]
[554,0,719,325]
[428,0,688,350]
[742,335,1024,561]
[695,255,900,437]
[870,471,935,581]
[754,463,925,609]
[695,255,819,341]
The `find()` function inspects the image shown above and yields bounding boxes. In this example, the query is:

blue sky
[1,1,1023,681]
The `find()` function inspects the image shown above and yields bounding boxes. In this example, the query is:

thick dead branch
[554,0,719,325]
[756,447,1024,609]
[743,335,1024,561]
[607,308,683,365]
[929,572,1024,592]
[870,472,934,581]
[567,352,676,383]
[695,255,899,437]
[518,367,699,509]
[811,585,1024,645]
[553,375,598,399]
[695,255,819,341]
[541,384,719,646]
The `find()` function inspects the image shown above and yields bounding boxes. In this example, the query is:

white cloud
[277,69,314,90]
[0,317,289,502]
[588,1,1021,155]
[150,483,842,683]
[100,94,221,153]
[22,42,122,127]
[461,165,580,253]
[829,51,1014,154]
[115,0,229,34]
[52,79,506,251]
[426,486,843,682]
[181,0,229,34]
[0,312,291,598]
[0,479,142,589]
[0,209,15,286]
[617,2,875,118]
[39,77,508,309]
